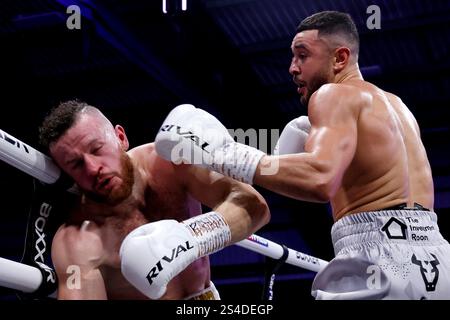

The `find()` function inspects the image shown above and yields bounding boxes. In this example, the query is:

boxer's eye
[92,146,103,154]
[72,159,83,170]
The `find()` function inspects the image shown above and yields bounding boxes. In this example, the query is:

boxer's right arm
[51,223,107,299]
[254,84,359,202]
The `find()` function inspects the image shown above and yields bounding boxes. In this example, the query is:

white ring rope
[0,257,42,293]
[0,129,60,184]
[0,128,328,295]
[237,234,328,273]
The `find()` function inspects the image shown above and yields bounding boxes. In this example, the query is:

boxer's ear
[332,47,350,73]
[115,125,129,151]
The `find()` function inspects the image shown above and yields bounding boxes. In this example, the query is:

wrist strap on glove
[212,143,265,184]
[183,212,231,257]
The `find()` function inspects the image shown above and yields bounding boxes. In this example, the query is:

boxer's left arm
[119,165,270,300]
[176,165,270,242]
[254,84,359,202]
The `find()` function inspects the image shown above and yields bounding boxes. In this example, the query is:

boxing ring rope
[237,234,328,273]
[0,129,61,184]
[0,257,42,293]
[0,128,328,296]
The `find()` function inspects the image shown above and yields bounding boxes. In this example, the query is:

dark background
[1,0,449,301]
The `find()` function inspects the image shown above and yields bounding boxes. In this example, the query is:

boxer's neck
[335,63,363,84]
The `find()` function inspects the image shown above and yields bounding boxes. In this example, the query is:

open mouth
[297,83,307,95]
[294,79,307,96]
[96,177,112,191]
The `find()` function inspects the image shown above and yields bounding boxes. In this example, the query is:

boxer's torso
[330,79,434,220]
[60,144,210,299]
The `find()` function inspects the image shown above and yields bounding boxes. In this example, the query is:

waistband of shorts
[380,202,431,211]
[185,281,220,300]
[331,209,445,254]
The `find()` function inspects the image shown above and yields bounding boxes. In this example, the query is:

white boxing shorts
[312,208,450,299]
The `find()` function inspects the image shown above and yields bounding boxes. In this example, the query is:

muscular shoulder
[309,83,368,124]
[128,143,156,162]
[383,90,420,133]
[127,141,224,193]
[129,143,172,175]
[52,221,104,271]
[384,90,412,115]
[129,142,188,189]
[384,91,402,104]
[312,83,370,109]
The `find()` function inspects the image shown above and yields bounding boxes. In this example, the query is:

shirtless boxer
[38,100,270,300]
[155,11,450,299]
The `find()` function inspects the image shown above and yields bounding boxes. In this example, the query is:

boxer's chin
[300,95,307,106]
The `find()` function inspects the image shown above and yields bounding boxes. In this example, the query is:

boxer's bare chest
[97,180,195,266]
[86,178,200,298]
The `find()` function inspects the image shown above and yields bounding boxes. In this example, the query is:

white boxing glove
[155,104,265,184]
[119,212,231,300]
[274,116,311,155]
